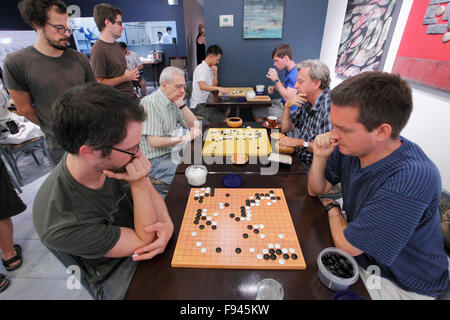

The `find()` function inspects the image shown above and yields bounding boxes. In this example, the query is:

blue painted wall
[204,0,328,88]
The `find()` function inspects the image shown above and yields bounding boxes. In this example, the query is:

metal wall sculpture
[392,0,450,92]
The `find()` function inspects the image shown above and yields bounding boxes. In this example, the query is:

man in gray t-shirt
[3,0,95,163]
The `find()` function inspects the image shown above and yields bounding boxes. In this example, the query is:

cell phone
[6,120,19,134]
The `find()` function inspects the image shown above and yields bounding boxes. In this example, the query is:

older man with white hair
[279,59,333,172]
[140,66,201,194]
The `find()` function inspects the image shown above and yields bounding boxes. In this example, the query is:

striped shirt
[291,88,332,165]
[140,88,186,160]
[325,137,449,297]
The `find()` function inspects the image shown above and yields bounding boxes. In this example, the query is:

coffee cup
[267,116,278,126]
[256,85,265,95]
[246,90,256,99]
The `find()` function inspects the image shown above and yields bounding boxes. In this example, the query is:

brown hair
[330,71,413,139]
[272,44,292,60]
[93,3,122,32]
[18,0,67,29]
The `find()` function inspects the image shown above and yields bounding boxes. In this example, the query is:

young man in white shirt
[190,45,230,121]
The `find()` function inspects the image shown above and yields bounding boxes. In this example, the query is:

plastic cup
[255,278,284,300]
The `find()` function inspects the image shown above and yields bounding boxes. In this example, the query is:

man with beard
[33,83,174,300]
[3,0,96,164]
[90,3,139,100]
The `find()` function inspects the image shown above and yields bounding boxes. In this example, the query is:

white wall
[320,0,450,191]
[183,0,204,80]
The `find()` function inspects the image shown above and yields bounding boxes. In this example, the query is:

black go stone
[199,199,203,203]
[206,221,211,226]
[225,203,229,207]
[197,209,202,213]
[235,217,240,222]
[291,254,298,260]
[243,233,248,239]
[269,249,275,254]
[194,197,199,200]
[240,206,245,210]
[201,216,206,220]
[226,193,230,197]
[212,225,217,230]
[216,247,221,253]
[276,249,282,255]
[247,225,253,230]
[199,225,205,229]
[254,229,259,234]
[229,213,235,218]
[283,254,290,260]
[263,254,270,260]
[194,220,199,224]
[205,193,209,197]
[235,248,241,254]
[241,213,246,217]
[270,254,277,260]
[276,197,281,200]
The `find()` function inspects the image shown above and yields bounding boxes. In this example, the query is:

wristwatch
[274,79,279,84]
[324,202,340,212]
[302,141,309,149]
[179,103,187,110]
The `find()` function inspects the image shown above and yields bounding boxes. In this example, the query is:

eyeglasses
[111,144,140,159]
[46,22,74,35]
[114,20,123,26]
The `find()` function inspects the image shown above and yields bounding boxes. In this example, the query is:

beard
[44,32,69,50]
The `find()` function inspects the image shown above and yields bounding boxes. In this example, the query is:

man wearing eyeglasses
[33,83,174,300]
[90,3,139,100]
[2,0,96,164]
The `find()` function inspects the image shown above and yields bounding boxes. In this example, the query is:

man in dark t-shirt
[90,3,138,98]
[3,0,96,163]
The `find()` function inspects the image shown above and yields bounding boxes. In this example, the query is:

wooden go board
[202,128,272,156]
[218,87,253,97]
[171,188,306,270]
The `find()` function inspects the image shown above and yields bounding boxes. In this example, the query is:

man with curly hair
[3,0,96,164]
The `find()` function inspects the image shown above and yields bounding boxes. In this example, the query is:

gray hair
[159,66,185,84]
[297,59,331,90]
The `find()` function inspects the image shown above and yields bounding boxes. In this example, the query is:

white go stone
[213,212,218,217]
[268,243,274,249]
[202,208,207,212]
[262,249,269,254]
[251,203,255,207]
[246,217,252,221]
[201,248,207,254]
[266,202,272,206]
[212,221,218,226]
[250,196,254,200]
[289,248,296,253]
[282,248,288,254]
[249,248,255,253]
[278,259,285,265]
[202,212,207,216]
[219,203,224,206]
[253,224,259,229]
[278,234,285,239]
[196,242,202,247]
[275,244,281,249]
[207,216,212,221]
[256,203,260,206]
[260,234,266,239]
[259,224,264,229]
[256,254,263,260]
[245,206,250,209]
[191,232,197,237]
[261,196,266,200]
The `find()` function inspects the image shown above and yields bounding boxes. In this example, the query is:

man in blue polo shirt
[308,71,449,299]
[252,44,298,122]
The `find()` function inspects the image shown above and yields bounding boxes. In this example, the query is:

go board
[218,87,253,97]
[171,188,306,270]
[202,128,272,156]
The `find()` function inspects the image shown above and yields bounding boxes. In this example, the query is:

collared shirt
[140,88,186,160]
[282,65,299,112]
[291,88,332,165]
[190,61,215,109]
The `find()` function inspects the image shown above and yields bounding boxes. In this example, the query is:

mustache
[60,37,70,41]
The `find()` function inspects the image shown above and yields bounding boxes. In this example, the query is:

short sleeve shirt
[125,51,143,70]
[325,138,449,297]
[282,65,299,112]
[140,88,186,160]
[90,39,134,96]
[3,46,96,147]
[190,61,214,108]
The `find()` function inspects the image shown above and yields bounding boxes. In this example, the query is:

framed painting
[243,0,285,39]
[335,0,402,77]
[392,0,450,92]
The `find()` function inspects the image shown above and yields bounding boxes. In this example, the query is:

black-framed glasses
[46,22,74,35]
[111,144,140,159]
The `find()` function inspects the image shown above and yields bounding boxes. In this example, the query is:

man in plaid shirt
[279,60,332,172]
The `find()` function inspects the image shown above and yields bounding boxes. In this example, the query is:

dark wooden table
[125,174,370,300]
[176,121,305,175]
[206,92,272,117]
[143,61,163,88]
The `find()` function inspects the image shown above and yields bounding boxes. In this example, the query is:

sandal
[2,244,23,272]
[0,274,10,293]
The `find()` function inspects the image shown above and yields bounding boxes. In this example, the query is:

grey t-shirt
[89,39,134,96]
[33,154,137,298]
[2,46,95,148]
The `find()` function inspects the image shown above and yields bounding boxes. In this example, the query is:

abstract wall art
[335,0,402,77]
[392,0,450,92]
[243,0,284,39]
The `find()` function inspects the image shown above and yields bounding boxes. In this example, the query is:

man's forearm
[130,178,158,244]
[97,75,129,87]
[280,106,293,133]
[308,156,332,196]
[147,135,182,149]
